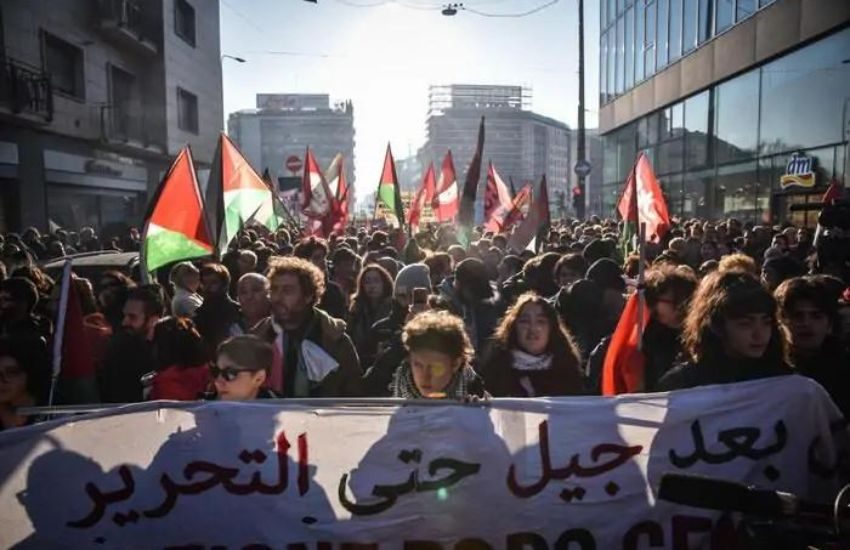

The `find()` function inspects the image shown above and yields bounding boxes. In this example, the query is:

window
[698,0,713,44]
[669,0,682,61]
[174,0,196,47]
[715,0,733,33]
[625,7,634,89]
[608,0,617,26]
[177,87,198,134]
[736,0,755,21]
[616,15,625,94]
[683,168,717,218]
[607,30,616,98]
[714,69,759,163]
[600,33,608,104]
[759,27,850,154]
[644,0,656,77]
[635,3,645,81]
[42,31,85,99]
[683,0,697,52]
[759,0,774,6]
[684,90,710,169]
[109,65,135,139]
[656,0,669,68]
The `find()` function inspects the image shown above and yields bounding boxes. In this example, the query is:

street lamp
[221,54,246,63]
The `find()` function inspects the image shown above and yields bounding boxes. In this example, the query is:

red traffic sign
[285,155,303,174]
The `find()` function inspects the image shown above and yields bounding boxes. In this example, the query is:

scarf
[511,349,553,371]
[392,363,473,400]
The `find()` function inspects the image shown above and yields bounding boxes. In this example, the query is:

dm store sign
[780,153,816,190]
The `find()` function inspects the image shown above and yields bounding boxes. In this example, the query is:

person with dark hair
[95,271,136,332]
[586,258,626,335]
[194,263,241,355]
[251,256,362,397]
[553,279,608,362]
[99,284,165,403]
[11,265,55,319]
[206,336,277,400]
[588,265,698,393]
[657,271,791,391]
[775,276,849,415]
[761,255,806,292]
[347,264,393,369]
[554,253,588,289]
[423,252,452,291]
[148,317,210,401]
[294,237,347,320]
[392,310,486,400]
[497,255,523,286]
[0,277,51,342]
[479,293,583,397]
[0,337,50,431]
[330,246,360,301]
[437,258,504,353]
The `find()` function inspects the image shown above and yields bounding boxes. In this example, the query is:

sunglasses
[209,365,255,382]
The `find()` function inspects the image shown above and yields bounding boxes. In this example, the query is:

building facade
[227,94,356,194]
[0,0,223,233]
[419,85,571,220]
[598,0,850,224]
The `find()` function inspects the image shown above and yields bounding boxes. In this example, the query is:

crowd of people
[1,214,849,431]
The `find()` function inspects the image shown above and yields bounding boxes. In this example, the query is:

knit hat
[586,258,626,292]
[395,263,431,292]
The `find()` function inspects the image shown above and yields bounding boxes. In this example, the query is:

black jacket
[194,293,240,354]
[362,303,408,397]
[98,332,155,403]
[791,338,850,417]
[656,356,792,392]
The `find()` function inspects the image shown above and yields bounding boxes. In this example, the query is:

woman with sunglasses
[207,335,277,401]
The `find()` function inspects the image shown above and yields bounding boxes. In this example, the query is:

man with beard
[98,285,164,403]
[252,256,362,397]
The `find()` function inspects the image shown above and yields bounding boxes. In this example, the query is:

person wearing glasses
[206,335,277,401]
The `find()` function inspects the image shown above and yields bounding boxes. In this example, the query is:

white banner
[0,376,847,549]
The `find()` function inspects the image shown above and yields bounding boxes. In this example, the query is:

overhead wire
[461,0,560,17]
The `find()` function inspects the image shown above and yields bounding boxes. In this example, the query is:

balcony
[100,106,166,152]
[95,0,159,57]
[0,58,53,122]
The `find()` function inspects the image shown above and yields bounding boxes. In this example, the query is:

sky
[219,0,600,201]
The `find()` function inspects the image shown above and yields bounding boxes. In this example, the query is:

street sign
[574,160,592,178]
[285,155,303,174]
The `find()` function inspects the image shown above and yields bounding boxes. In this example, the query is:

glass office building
[597,0,850,224]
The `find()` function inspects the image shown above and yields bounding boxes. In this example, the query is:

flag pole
[48,260,73,407]
[636,222,647,357]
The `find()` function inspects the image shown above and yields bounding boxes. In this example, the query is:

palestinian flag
[432,150,459,222]
[617,152,670,257]
[601,292,650,395]
[507,175,550,252]
[374,143,405,229]
[483,162,514,233]
[142,146,212,274]
[457,117,485,246]
[205,133,277,257]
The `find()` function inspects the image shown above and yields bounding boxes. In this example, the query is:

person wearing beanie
[437,258,505,353]
[362,263,433,396]
[762,255,805,292]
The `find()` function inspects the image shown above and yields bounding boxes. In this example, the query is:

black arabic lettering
[506,420,643,498]
[669,419,787,469]
[338,449,481,516]
[67,465,136,528]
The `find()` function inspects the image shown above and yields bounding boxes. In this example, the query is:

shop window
[714,69,759,164]
[42,31,85,99]
[759,27,850,156]
[175,0,196,47]
[716,161,759,222]
[669,0,682,61]
[656,0,669,68]
[177,87,199,134]
[682,0,697,53]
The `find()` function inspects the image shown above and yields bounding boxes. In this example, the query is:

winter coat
[98,332,155,403]
[347,298,392,370]
[252,307,363,398]
[478,345,585,398]
[437,277,504,355]
[656,356,791,392]
[361,302,408,397]
[194,293,241,355]
[791,338,850,417]
[171,288,203,318]
[150,363,210,401]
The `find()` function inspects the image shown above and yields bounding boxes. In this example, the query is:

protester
[98,285,165,403]
[0,338,49,431]
[657,270,791,390]
[205,336,277,401]
[347,264,394,369]
[329,247,360,302]
[148,317,210,401]
[169,261,203,318]
[95,270,136,332]
[0,277,51,342]
[252,256,362,397]
[479,293,584,397]
[775,276,849,415]
[554,253,588,289]
[230,273,271,335]
[194,263,240,354]
[438,258,504,354]
[586,258,626,335]
[392,309,486,400]
[294,236,347,320]
[553,279,608,362]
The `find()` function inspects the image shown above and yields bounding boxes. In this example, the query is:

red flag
[822,179,844,205]
[328,158,350,234]
[58,272,92,379]
[507,176,550,252]
[432,151,459,222]
[502,182,532,232]
[601,293,650,395]
[301,147,333,221]
[483,162,514,233]
[408,163,436,229]
[617,152,671,242]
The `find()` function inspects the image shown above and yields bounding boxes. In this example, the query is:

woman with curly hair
[657,270,791,390]
[479,292,584,397]
[392,310,486,400]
